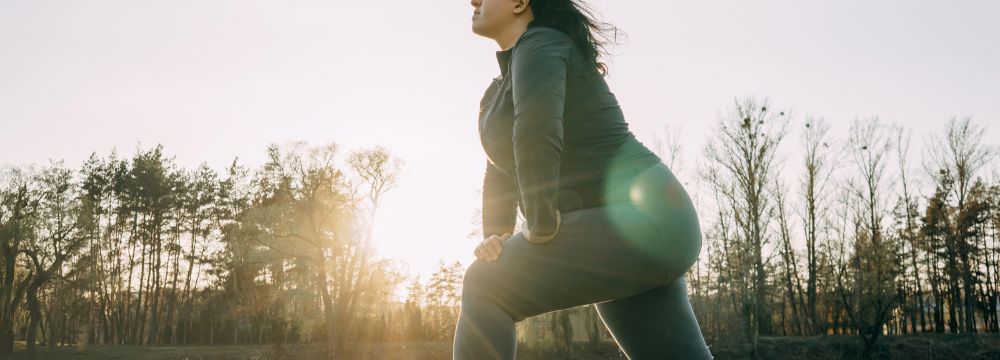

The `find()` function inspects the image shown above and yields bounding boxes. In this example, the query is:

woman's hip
[593,162,703,278]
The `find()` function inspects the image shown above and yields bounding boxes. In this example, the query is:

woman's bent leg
[595,278,713,360]
[452,204,691,360]
[453,288,517,360]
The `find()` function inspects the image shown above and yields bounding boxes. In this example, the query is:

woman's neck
[495,21,532,51]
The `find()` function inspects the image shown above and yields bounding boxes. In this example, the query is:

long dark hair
[527,0,621,76]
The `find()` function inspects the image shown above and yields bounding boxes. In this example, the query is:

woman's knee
[462,259,499,300]
[462,260,483,292]
[461,259,531,321]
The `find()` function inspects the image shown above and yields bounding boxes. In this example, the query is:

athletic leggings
[452,162,714,360]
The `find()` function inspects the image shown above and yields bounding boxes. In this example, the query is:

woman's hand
[475,232,512,262]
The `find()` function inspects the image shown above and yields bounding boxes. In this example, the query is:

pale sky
[2,1,999,300]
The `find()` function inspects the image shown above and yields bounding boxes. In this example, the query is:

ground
[7,335,1000,359]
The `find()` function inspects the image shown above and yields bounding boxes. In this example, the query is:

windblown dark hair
[527,0,622,76]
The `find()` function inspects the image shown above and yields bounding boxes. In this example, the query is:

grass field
[7,334,1000,359]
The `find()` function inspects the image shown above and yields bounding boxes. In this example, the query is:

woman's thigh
[462,204,688,323]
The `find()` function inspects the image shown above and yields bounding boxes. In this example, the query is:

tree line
[679,97,999,359]
[0,141,454,358]
[2,98,998,360]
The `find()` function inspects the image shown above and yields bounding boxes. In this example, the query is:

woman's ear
[512,0,530,15]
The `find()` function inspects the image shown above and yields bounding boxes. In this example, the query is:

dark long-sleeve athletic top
[478,23,663,241]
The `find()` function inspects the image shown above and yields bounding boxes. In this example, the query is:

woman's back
[479,24,663,226]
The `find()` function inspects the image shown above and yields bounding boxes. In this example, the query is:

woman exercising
[454,0,714,359]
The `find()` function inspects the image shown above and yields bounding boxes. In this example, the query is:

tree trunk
[26,285,42,355]
[316,255,337,358]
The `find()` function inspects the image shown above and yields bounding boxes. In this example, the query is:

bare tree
[840,117,902,359]
[0,166,38,354]
[773,177,807,335]
[336,145,405,348]
[922,117,996,333]
[246,141,355,357]
[702,96,790,356]
[651,123,685,171]
[895,127,929,333]
[22,161,88,354]
[798,116,835,334]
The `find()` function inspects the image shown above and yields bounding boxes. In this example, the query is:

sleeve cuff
[523,209,561,244]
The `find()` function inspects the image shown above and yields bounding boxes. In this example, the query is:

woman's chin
[470,23,491,38]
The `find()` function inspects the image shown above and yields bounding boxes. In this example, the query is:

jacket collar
[495,48,513,78]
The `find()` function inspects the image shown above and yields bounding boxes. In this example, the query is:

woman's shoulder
[516,25,573,50]
[511,25,578,67]
[513,25,587,75]
[522,25,572,42]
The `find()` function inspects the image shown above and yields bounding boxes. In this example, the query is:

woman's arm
[482,159,518,240]
[522,208,560,244]
[509,27,572,240]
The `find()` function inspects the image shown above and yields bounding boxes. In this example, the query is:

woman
[455,0,713,359]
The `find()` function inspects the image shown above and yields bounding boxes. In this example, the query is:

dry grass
[7,334,1000,359]
[710,334,1000,360]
